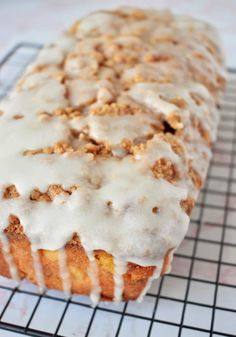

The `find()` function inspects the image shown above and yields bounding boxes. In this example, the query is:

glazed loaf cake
[0,7,226,302]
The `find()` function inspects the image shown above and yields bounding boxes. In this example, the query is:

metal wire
[0,43,236,337]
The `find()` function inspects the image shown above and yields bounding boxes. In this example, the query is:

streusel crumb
[3,185,20,199]
[180,198,195,216]
[152,158,180,183]
[188,162,203,189]
[30,184,79,202]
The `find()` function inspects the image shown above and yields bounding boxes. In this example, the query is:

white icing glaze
[128,82,216,136]
[129,84,180,116]
[86,251,101,304]
[78,12,123,35]
[81,114,156,145]
[1,80,67,118]
[0,141,189,258]
[65,54,100,79]
[164,250,174,274]
[17,67,62,91]
[0,233,19,283]
[67,79,114,107]
[31,244,45,293]
[58,248,71,298]
[53,34,77,54]
[32,46,64,67]
[113,258,127,302]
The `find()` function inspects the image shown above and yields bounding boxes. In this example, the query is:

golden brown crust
[0,231,168,301]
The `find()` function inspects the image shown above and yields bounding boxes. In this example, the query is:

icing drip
[137,262,163,303]
[164,250,174,274]
[31,244,45,293]
[0,233,19,283]
[87,251,101,304]
[58,248,71,298]
[113,258,127,302]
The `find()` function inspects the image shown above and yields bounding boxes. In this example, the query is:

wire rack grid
[0,43,236,337]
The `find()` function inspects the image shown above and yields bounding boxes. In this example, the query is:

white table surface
[0,0,236,68]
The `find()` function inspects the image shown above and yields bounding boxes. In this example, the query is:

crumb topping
[152,206,159,214]
[3,185,20,199]
[152,158,180,183]
[30,184,79,202]
[180,198,195,216]
[90,101,144,116]
[188,161,203,189]
[0,7,225,266]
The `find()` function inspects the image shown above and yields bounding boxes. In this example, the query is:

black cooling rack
[0,43,236,337]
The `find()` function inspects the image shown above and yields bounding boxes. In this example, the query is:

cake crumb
[180,198,195,215]
[13,114,24,120]
[166,112,183,130]
[190,92,204,106]
[3,185,20,199]
[152,206,159,214]
[188,162,203,189]
[54,107,81,118]
[159,133,184,157]
[170,97,187,109]
[152,158,180,183]
[30,184,79,202]
[143,54,172,63]
[191,115,211,145]
[5,215,24,236]
[38,112,53,120]
[91,102,142,116]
